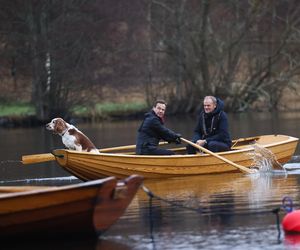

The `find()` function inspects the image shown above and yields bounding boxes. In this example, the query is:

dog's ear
[54,119,66,134]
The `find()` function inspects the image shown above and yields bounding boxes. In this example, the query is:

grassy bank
[73,102,147,119]
[0,103,35,116]
[0,101,147,119]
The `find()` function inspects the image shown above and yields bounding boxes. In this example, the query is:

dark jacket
[192,98,232,148]
[136,110,179,154]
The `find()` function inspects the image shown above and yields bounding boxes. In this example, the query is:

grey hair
[204,96,217,104]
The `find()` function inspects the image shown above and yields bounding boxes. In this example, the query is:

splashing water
[248,144,283,172]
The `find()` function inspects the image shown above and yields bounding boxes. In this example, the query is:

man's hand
[175,134,182,144]
[196,139,207,146]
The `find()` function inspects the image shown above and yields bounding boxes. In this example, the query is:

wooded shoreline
[1,1,300,123]
[0,112,146,128]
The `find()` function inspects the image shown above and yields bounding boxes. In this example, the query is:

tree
[146,0,300,112]
[0,0,103,120]
[1,0,300,119]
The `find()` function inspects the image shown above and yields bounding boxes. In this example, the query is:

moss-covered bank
[0,101,148,127]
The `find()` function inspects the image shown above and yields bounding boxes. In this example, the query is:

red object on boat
[282,210,300,233]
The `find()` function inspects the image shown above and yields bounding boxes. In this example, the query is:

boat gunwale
[0,177,116,199]
[58,134,299,159]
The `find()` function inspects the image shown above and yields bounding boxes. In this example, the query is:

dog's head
[46,118,68,135]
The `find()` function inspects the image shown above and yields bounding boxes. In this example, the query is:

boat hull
[53,134,299,179]
[0,175,143,239]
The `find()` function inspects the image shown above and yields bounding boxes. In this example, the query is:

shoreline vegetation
[0,102,148,128]
[2,98,300,128]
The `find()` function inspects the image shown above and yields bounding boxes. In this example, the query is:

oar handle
[22,153,55,165]
[21,141,169,165]
[100,141,168,152]
[181,138,254,174]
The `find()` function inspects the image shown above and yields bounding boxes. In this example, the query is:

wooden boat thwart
[0,175,143,239]
[52,134,299,179]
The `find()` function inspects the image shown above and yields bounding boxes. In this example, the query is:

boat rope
[142,185,202,213]
[146,187,155,244]
[142,184,202,245]
[264,196,295,244]
[142,185,293,243]
[271,207,281,243]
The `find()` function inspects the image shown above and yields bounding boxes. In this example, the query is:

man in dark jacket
[187,96,232,153]
[136,100,181,155]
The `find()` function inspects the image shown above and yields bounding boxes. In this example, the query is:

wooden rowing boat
[0,175,143,239]
[50,134,298,179]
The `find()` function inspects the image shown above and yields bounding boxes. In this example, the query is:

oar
[22,153,55,165]
[181,137,255,174]
[21,141,169,165]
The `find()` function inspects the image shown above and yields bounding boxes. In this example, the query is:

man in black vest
[187,96,231,153]
[136,100,181,155]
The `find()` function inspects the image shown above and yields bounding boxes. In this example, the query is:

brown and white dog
[46,118,100,154]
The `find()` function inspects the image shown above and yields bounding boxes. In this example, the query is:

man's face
[153,103,166,118]
[203,98,216,113]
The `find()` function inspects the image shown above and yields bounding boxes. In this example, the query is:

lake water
[1,111,300,249]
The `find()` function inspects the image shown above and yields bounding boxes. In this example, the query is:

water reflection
[0,113,300,249]
[140,173,299,215]
[6,238,131,250]
[284,234,300,248]
[0,176,81,186]
[0,176,298,250]
[104,173,300,249]
[202,192,235,228]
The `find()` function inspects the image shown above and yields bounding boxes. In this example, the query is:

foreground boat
[51,134,298,179]
[0,175,143,239]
